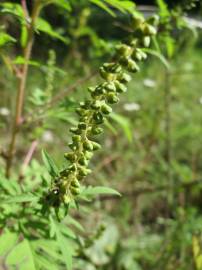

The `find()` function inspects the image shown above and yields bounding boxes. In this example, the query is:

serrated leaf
[42,149,59,178]
[32,239,63,262]
[58,223,76,239]
[6,239,37,270]
[64,215,84,232]
[0,193,38,204]
[50,216,73,270]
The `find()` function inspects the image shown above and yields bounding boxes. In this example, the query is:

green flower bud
[78,156,88,166]
[111,64,122,73]
[147,15,159,26]
[127,59,139,73]
[103,63,122,73]
[68,143,77,151]
[92,141,101,151]
[106,92,119,104]
[76,108,87,116]
[83,140,94,151]
[78,166,92,176]
[118,73,131,83]
[68,164,77,172]
[130,38,138,47]
[70,127,82,135]
[132,49,142,61]
[64,152,76,162]
[116,44,131,57]
[91,85,105,97]
[99,67,115,81]
[78,122,87,130]
[84,151,93,160]
[91,100,102,110]
[60,169,70,177]
[79,100,91,109]
[143,24,157,36]
[71,179,80,188]
[104,82,116,92]
[93,112,104,124]
[70,186,80,196]
[87,86,96,94]
[119,56,130,66]
[114,81,127,93]
[91,127,103,135]
[79,115,89,122]
[131,15,144,29]
[142,36,151,47]
[72,135,81,143]
[101,103,112,115]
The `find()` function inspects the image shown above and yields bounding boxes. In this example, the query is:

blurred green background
[0,0,202,269]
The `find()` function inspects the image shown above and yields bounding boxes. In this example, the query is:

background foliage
[0,0,202,269]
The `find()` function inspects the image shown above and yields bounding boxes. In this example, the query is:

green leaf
[48,0,72,11]
[0,193,38,204]
[35,18,69,44]
[20,25,28,47]
[81,186,121,197]
[156,0,170,17]
[42,149,59,178]
[50,216,73,270]
[0,3,24,21]
[0,32,16,47]
[90,0,116,17]
[110,113,133,143]
[0,231,18,256]
[164,35,175,59]
[6,239,37,270]
[64,215,84,232]
[13,56,40,66]
[143,48,171,70]
[104,0,135,13]
[32,239,63,263]
[105,119,118,135]
[58,223,76,239]
[34,254,58,270]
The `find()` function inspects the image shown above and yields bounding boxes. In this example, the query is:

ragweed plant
[44,14,159,209]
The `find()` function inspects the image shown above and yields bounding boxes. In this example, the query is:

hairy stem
[6,0,41,178]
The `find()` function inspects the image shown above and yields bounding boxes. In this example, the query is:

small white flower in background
[123,102,140,111]
[105,138,112,148]
[143,78,156,88]
[183,62,193,72]
[199,97,202,105]
[0,107,10,116]
[42,130,54,142]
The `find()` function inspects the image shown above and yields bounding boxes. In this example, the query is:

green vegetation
[0,0,202,269]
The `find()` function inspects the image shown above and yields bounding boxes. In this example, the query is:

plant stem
[19,139,38,180]
[6,0,41,178]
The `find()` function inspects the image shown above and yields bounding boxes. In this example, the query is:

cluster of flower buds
[46,14,158,207]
